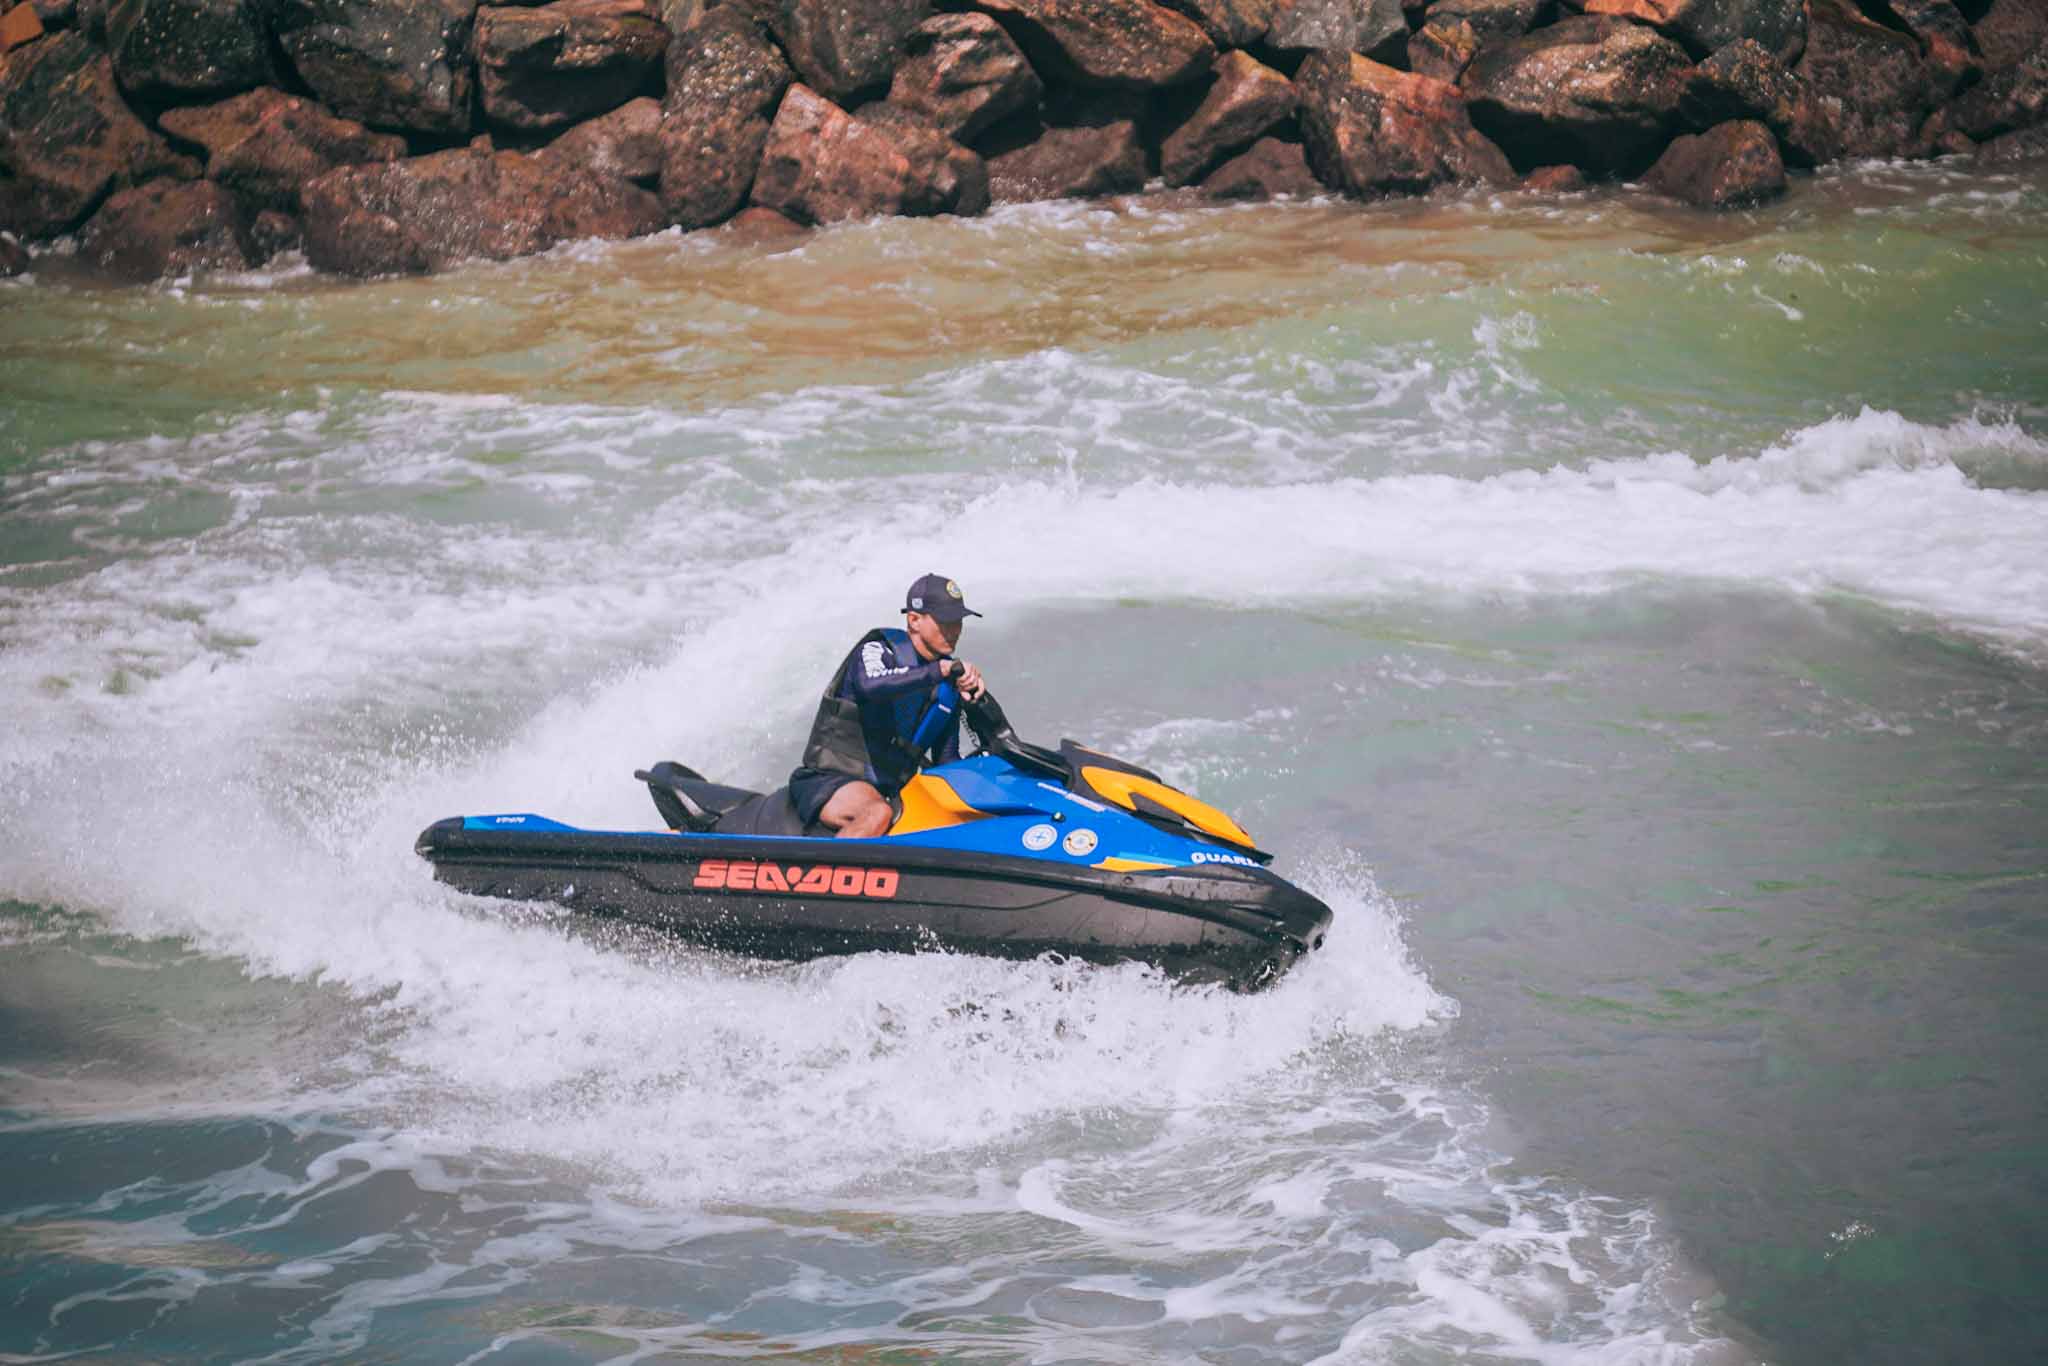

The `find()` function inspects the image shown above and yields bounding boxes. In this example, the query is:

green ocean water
[3,161,2046,1364]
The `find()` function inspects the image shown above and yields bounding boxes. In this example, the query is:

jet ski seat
[636,761,898,838]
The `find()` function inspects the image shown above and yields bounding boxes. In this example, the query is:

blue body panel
[459,754,1266,872]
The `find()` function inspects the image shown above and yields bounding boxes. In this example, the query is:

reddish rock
[1160,50,1296,187]
[1430,0,1546,39]
[159,88,406,214]
[657,7,791,229]
[1937,48,2048,142]
[985,119,1145,200]
[968,0,1213,91]
[1643,117,1784,206]
[1579,0,1804,62]
[1409,16,1479,85]
[721,202,806,242]
[758,0,930,100]
[887,14,1041,144]
[1266,0,1404,57]
[272,0,479,137]
[750,83,988,222]
[300,143,665,275]
[1680,38,1796,127]
[1297,50,1512,197]
[79,177,254,279]
[105,0,273,101]
[1156,0,1271,48]
[1198,133,1319,196]
[0,31,195,238]
[475,0,668,131]
[1973,0,2048,72]
[1461,15,1694,176]
[1794,0,1943,160]
[2,2,44,50]
[1520,162,1586,191]
[540,94,662,182]
[1881,0,1978,91]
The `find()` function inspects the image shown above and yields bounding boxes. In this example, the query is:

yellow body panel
[888,773,982,836]
[1093,857,1172,872]
[1077,765,1257,850]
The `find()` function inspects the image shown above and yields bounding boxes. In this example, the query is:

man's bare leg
[817,780,893,838]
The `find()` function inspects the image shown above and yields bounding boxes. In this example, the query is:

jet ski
[415,692,1332,990]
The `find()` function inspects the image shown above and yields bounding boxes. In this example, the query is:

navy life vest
[800,628,957,792]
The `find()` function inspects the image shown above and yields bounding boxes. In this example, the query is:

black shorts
[788,766,860,825]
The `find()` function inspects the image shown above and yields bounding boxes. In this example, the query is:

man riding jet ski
[416,576,1333,989]
[792,572,990,839]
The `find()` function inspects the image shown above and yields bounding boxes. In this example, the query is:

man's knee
[820,781,891,837]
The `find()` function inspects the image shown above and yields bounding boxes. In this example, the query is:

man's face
[905,611,962,658]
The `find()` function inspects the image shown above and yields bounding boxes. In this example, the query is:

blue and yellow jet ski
[416,693,1332,989]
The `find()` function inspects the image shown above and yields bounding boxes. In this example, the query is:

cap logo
[946,580,963,599]
[910,596,924,609]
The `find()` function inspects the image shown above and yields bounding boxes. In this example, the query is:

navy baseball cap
[903,573,982,622]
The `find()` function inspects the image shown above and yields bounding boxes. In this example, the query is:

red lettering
[755,864,789,892]
[831,866,864,896]
[693,860,727,888]
[727,861,756,890]
[864,869,899,899]
[795,867,832,894]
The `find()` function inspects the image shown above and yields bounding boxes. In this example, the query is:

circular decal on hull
[1061,828,1098,857]
[1022,823,1057,851]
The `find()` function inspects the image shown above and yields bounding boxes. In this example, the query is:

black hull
[416,819,1332,990]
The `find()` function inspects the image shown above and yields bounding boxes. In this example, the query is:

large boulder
[272,0,479,136]
[1461,15,1694,176]
[984,118,1145,199]
[1577,0,1805,62]
[1199,133,1319,196]
[0,30,195,238]
[1679,37,1828,165]
[750,83,988,222]
[967,0,1214,91]
[1936,47,2048,142]
[1431,0,1548,39]
[78,175,254,278]
[1409,17,1480,84]
[475,0,667,131]
[540,93,661,181]
[1794,0,1943,160]
[1642,116,1782,204]
[1975,120,2048,163]
[886,13,1041,144]
[1265,0,1404,57]
[105,0,273,101]
[1972,0,2048,72]
[1297,49,1512,196]
[657,7,790,229]
[1160,50,1296,186]
[158,86,406,212]
[754,0,930,101]
[1879,0,1977,90]
[1156,0,1271,49]
[300,142,664,275]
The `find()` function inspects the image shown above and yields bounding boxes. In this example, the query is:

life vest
[800,628,952,787]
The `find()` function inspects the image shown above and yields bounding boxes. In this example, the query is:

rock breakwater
[1,0,2044,281]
